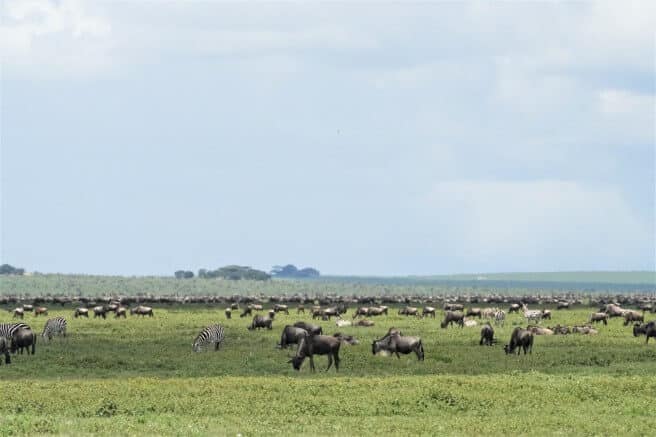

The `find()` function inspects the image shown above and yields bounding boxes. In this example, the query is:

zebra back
[42,317,67,339]
[193,324,225,352]
[0,323,30,340]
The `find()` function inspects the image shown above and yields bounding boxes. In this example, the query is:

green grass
[1,306,655,435]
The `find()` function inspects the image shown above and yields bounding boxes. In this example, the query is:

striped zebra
[41,317,67,341]
[494,310,506,327]
[0,323,30,340]
[192,324,225,352]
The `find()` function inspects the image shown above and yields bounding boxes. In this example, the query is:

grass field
[2,305,655,435]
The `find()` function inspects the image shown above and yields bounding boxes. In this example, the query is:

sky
[1,1,654,276]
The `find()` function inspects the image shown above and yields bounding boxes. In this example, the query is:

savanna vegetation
[1,290,655,435]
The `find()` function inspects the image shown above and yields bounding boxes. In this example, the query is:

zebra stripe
[42,317,67,340]
[193,324,225,352]
[0,323,30,340]
[494,310,506,326]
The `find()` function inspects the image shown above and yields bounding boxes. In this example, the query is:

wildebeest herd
[2,295,655,371]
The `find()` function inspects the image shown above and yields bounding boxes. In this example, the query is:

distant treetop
[196,265,270,281]
[0,264,25,275]
[271,264,320,278]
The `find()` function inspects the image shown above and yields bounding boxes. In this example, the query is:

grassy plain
[1,305,655,435]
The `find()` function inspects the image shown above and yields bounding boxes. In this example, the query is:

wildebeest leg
[395,351,401,359]
[334,353,340,371]
[309,356,315,372]
[326,354,333,371]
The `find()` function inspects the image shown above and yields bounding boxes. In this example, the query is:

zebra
[494,310,506,327]
[0,322,30,341]
[41,317,67,341]
[192,324,225,352]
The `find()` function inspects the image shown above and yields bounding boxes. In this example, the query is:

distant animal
[556,302,570,310]
[508,303,521,313]
[464,318,478,327]
[279,325,308,349]
[41,317,67,341]
[130,306,154,317]
[293,321,322,336]
[288,332,341,372]
[239,307,252,318]
[11,327,37,355]
[74,308,89,318]
[0,337,10,365]
[527,325,554,336]
[571,325,598,335]
[443,303,464,312]
[372,332,424,361]
[225,308,232,319]
[355,319,375,327]
[268,310,276,320]
[0,323,30,342]
[422,307,436,318]
[34,307,48,317]
[482,308,498,319]
[603,304,624,318]
[333,333,359,345]
[633,321,656,344]
[297,305,305,314]
[550,324,571,335]
[249,304,264,312]
[192,324,225,352]
[368,307,388,316]
[589,312,608,325]
[399,306,419,316]
[273,304,289,315]
[441,311,464,328]
[115,307,127,318]
[541,309,552,320]
[12,308,24,319]
[230,303,239,310]
[352,307,369,319]
[623,310,643,326]
[321,307,341,320]
[494,310,506,326]
[248,315,273,330]
[93,306,108,319]
[522,304,542,324]
[466,308,482,318]
[22,304,34,312]
[504,327,533,355]
[335,318,352,328]
[480,323,495,346]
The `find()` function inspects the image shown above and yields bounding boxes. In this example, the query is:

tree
[0,264,25,275]
[271,264,320,278]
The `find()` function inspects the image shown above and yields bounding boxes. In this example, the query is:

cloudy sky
[1,1,654,276]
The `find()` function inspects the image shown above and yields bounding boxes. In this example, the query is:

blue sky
[1,1,654,276]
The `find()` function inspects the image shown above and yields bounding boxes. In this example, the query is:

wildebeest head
[288,356,305,370]
[503,344,511,354]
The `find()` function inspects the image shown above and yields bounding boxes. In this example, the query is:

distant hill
[412,271,656,285]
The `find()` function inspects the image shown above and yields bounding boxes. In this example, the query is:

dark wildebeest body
[355,319,375,327]
[13,308,24,319]
[74,308,89,318]
[273,304,289,315]
[289,332,341,372]
[279,325,308,349]
[422,307,436,318]
[504,327,533,355]
[11,327,36,355]
[240,307,252,318]
[466,308,482,318]
[623,310,644,326]
[115,307,127,318]
[441,311,465,328]
[480,323,495,346]
[131,306,154,317]
[589,312,608,325]
[541,310,552,320]
[399,306,419,317]
[248,315,272,330]
[0,338,10,365]
[368,307,388,316]
[293,321,322,336]
[372,332,424,360]
[508,303,521,314]
[352,307,369,319]
[557,302,570,310]
[633,321,656,344]
[93,306,108,319]
[443,303,464,312]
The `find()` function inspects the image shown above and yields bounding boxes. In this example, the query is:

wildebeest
[225,308,232,319]
[527,326,554,335]
[352,307,369,319]
[333,333,359,345]
[603,303,624,318]
[504,327,533,355]
[466,308,482,318]
[422,307,436,318]
[22,304,34,312]
[0,337,10,365]
[279,325,308,349]
[11,327,36,355]
[74,308,89,318]
[240,307,252,318]
[372,332,424,360]
[541,309,552,320]
[288,332,341,372]
[355,319,375,327]
[399,306,419,316]
[550,324,571,335]
[556,302,570,310]
[130,306,154,317]
[368,307,388,317]
[93,306,108,319]
[572,325,598,335]
[633,321,656,344]
[268,309,276,320]
[34,307,48,317]
[321,307,342,320]
[248,315,273,330]
[115,307,127,318]
[293,321,322,335]
[589,312,608,325]
[443,303,464,312]
[508,303,521,313]
[440,311,464,328]
[273,304,289,315]
[480,323,495,346]
[622,310,644,326]
[296,305,305,314]
[13,308,24,319]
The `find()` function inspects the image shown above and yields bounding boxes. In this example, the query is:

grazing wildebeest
[240,307,252,318]
[372,332,424,360]
[115,307,127,318]
[22,304,34,312]
[293,321,322,335]
[248,315,273,330]
[13,308,24,319]
[230,303,239,310]
[321,307,341,320]
[74,308,89,318]
[589,312,608,325]
[466,308,482,318]
[508,303,521,314]
[541,309,552,320]
[225,308,232,319]
[422,307,436,318]
[297,305,305,314]
[288,332,341,372]
[399,306,419,317]
[440,311,464,328]
[504,327,533,355]
[355,319,375,327]
[480,323,495,346]
[11,327,36,355]
[333,333,359,345]
[273,304,289,315]
[557,302,570,310]
[352,307,369,319]
[130,306,154,317]
[279,325,308,349]
[603,304,624,318]
[0,337,10,365]
[368,307,388,316]
[633,321,656,344]
[443,303,464,312]
[623,310,644,326]
[93,306,108,319]
[34,307,48,317]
